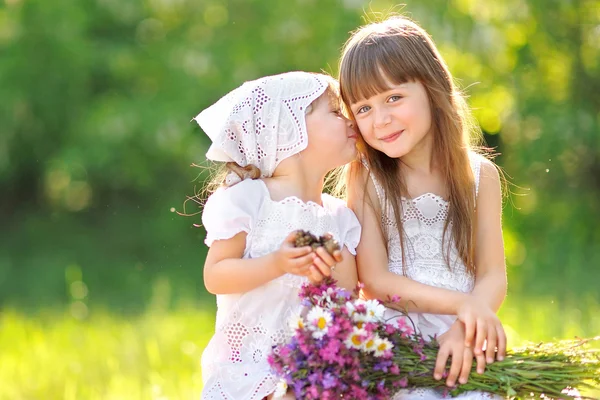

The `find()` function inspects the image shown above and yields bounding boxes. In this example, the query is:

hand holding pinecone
[293,230,340,256]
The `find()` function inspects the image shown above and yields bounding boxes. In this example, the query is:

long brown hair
[339,16,484,275]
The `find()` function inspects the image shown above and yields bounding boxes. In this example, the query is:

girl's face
[304,91,358,170]
[349,80,432,159]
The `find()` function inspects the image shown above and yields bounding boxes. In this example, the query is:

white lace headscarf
[194,71,330,184]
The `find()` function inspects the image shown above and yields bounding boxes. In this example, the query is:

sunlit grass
[500,293,600,346]
[0,307,214,400]
[1,296,598,400]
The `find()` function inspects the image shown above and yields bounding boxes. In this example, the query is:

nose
[346,117,355,129]
[373,107,391,129]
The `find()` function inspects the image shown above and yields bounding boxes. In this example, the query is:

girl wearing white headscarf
[195,71,361,400]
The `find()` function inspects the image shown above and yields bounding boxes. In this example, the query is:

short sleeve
[323,195,362,255]
[201,179,265,247]
[339,207,361,255]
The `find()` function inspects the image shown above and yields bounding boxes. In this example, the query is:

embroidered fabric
[371,153,483,300]
[194,71,329,178]
[370,153,500,400]
[201,179,361,399]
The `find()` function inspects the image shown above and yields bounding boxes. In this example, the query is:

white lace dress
[200,179,361,400]
[370,153,500,400]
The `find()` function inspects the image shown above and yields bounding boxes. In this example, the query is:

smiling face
[349,79,432,159]
[303,88,358,170]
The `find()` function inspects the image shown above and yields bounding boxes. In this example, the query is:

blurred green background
[1,0,599,398]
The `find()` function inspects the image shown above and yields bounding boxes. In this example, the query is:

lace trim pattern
[369,153,483,294]
[202,189,355,399]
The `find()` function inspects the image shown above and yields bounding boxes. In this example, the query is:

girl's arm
[331,246,358,292]
[472,159,507,311]
[204,231,315,295]
[457,159,507,359]
[306,246,358,292]
[348,162,469,314]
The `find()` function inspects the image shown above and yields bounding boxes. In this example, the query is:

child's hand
[313,247,343,276]
[457,297,507,363]
[434,321,486,387]
[273,232,319,277]
[306,247,343,284]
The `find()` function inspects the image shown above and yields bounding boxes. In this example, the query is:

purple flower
[323,372,337,389]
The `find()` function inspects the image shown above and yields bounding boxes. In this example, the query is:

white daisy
[273,379,288,398]
[362,333,380,353]
[373,337,394,357]
[288,313,305,333]
[306,306,332,339]
[344,327,367,350]
[364,299,386,322]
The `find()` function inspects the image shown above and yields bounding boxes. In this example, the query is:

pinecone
[294,230,319,248]
[320,233,340,255]
[293,230,340,256]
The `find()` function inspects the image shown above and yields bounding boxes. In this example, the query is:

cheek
[356,119,371,138]
[404,102,432,132]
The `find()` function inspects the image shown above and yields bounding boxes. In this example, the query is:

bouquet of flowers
[268,277,600,400]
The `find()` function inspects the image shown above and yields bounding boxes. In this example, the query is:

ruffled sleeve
[201,179,265,247]
[339,207,361,255]
[322,195,362,255]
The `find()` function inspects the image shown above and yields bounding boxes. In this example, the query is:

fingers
[433,348,449,381]
[474,319,487,355]
[286,246,313,258]
[446,348,462,387]
[458,348,473,385]
[311,257,332,277]
[463,315,475,349]
[475,351,486,374]
[315,247,337,267]
[291,253,316,271]
[332,249,343,263]
[485,326,497,364]
[496,323,507,361]
[307,265,325,284]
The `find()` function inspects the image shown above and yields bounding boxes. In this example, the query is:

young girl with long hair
[338,16,507,398]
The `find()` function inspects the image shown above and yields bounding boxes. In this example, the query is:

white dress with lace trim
[369,153,500,399]
[200,179,361,400]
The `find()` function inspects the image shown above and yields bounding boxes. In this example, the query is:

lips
[380,130,404,143]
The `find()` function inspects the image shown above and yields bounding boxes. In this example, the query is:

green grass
[500,294,600,345]
[0,307,214,400]
[1,294,599,400]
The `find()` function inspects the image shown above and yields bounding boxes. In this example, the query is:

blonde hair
[338,16,490,275]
